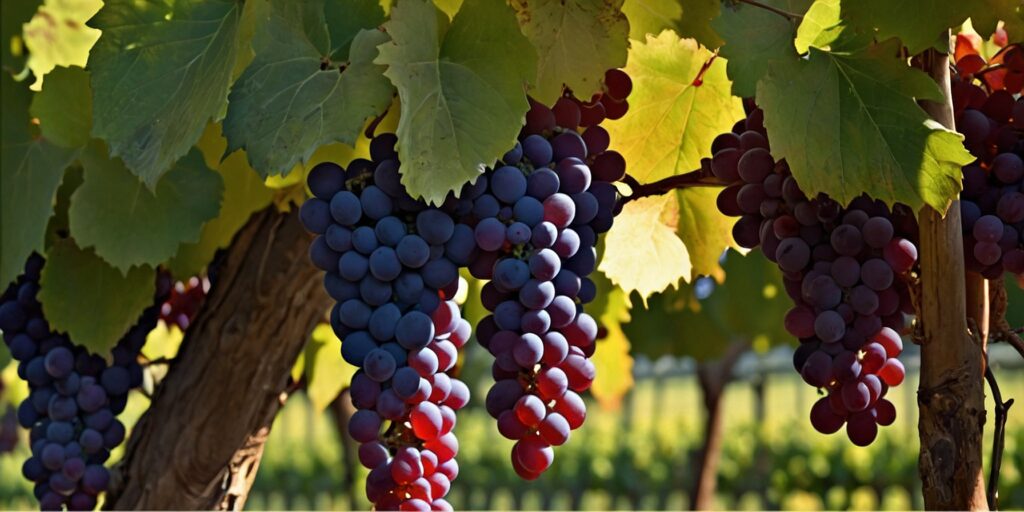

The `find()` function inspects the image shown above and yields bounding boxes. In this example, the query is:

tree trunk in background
[690,341,748,510]
[106,207,331,510]
[917,45,989,511]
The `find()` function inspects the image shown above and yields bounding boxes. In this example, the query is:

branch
[735,0,803,21]
[986,278,1024,362]
[620,167,731,206]
[984,366,1014,511]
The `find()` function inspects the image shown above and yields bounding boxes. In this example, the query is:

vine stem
[735,0,803,21]
[984,366,1014,510]
[619,167,730,207]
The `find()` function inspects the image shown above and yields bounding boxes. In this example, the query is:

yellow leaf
[2,362,29,407]
[604,30,742,182]
[589,286,633,410]
[23,0,102,90]
[598,194,690,301]
[304,323,358,413]
[142,322,184,362]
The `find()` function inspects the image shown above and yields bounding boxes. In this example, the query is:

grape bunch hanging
[0,255,166,511]
[298,69,631,506]
[951,43,1024,278]
[712,104,916,446]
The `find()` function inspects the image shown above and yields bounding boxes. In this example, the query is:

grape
[810,398,845,434]
[737,148,773,183]
[603,68,632,100]
[775,238,810,273]
[330,191,362,226]
[522,135,553,166]
[860,259,894,291]
[973,215,1004,242]
[543,193,576,228]
[814,311,845,343]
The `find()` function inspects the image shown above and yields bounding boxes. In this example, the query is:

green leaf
[598,195,690,300]
[375,0,536,204]
[1,73,78,288]
[1,0,40,72]
[604,30,743,182]
[23,0,102,90]
[168,124,274,278]
[30,66,92,149]
[304,323,357,413]
[324,0,386,58]
[39,239,155,355]
[676,187,739,280]
[622,0,722,48]
[224,0,392,177]
[839,0,971,54]
[70,141,224,272]
[757,43,975,212]
[512,0,629,103]
[712,0,801,97]
[88,0,241,187]
[971,0,1024,42]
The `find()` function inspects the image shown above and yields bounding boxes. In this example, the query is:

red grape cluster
[951,74,1024,278]
[0,254,166,510]
[713,104,916,446]
[158,276,208,330]
[457,71,629,480]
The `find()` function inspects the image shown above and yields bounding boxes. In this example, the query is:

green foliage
[88,0,242,186]
[223,0,392,177]
[301,323,358,413]
[38,239,155,356]
[70,142,224,272]
[1,74,78,289]
[30,66,92,149]
[623,0,722,48]
[840,0,971,54]
[795,0,844,53]
[0,0,41,72]
[712,0,804,97]
[512,0,630,104]
[168,124,275,278]
[23,0,102,90]
[376,0,536,204]
[623,250,791,360]
[758,42,974,212]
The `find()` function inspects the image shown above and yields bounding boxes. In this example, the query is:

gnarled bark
[917,46,989,511]
[106,207,331,510]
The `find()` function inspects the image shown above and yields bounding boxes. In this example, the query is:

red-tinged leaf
[983,67,1007,91]
[955,32,981,62]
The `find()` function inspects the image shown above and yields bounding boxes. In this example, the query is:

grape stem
[984,366,1014,510]
[986,278,1024,362]
[619,168,730,206]
[734,0,803,21]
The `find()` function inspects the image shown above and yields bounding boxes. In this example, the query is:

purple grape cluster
[713,105,916,446]
[0,254,165,510]
[299,134,471,511]
[456,75,630,479]
[951,80,1024,277]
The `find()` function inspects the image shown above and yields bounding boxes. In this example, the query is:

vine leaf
[30,66,92,149]
[622,0,722,47]
[712,0,804,97]
[23,0,101,90]
[676,187,740,280]
[1,74,78,289]
[70,141,224,272]
[599,195,690,300]
[304,323,357,413]
[375,0,536,205]
[971,0,1024,43]
[88,0,241,187]
[39,239,155,356]
[604,31,742,183]
[223,0,392,177]
[839,0,973,54]
[168,124,274,278]
[757,42,975,213]
[795,0,842,52]
[511,0,629,104]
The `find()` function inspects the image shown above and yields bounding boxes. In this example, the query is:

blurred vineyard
[2,346,1019,511]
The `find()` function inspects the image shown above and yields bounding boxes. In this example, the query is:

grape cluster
[158,275,208,330]
[299,134,471,511]
[951,77,1024,277]
[0,378,16,453]
[0,254,164,510]
[462,71,630,479]
[712,105,916,446]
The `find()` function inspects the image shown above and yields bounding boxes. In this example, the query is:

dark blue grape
[474,218,506,252]
[46,422,74,444]
[422,259,458,290]
[309,237,340,272]
[359,276,392,307]
[363,349,398,382]
[444,225,477,265]
[10,333,37,360]
[79,430,103,455]
[325,225,353,252]
[522,135,553,166]
[392,367,422,399]
[48,396,77,422]
[394,272,425,306]
[373,160,404,198]
[416,209,456,245]
[341,331,376,366]
[339,252,369,281]
[396,312,434,350]
[506,222,531,245]
[473,194,500,218]
[492,166,528,204]
[102,421,125,449]
[494,301,524,331]
[503,142,523,164]
[81,466,109,494]
[369,247,402,281]
[368,303,401,341]
[375,216,406,246]
[330,191,362,226]
[397,235,430,268]
[100,366,130,396]
[552,132,587,161]
[493,259,530,291]
[339,299,372,329]
[324,273,359,302]
[299,199,331,234]
[0,301,26,331]
[520,280,555,309]
[352,226,379,255]
[360,186,393,220]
